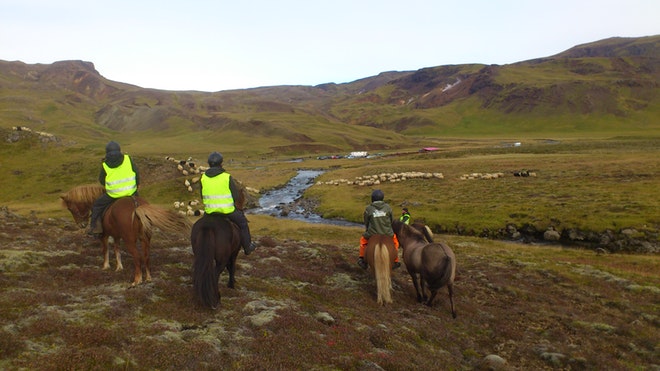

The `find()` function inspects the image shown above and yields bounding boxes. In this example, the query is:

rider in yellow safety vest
[88,141,139,237]
[399,207,411,225]
[200,151,256,255]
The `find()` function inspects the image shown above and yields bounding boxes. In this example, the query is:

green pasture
[305,136,660,235]
[1,129,657,247]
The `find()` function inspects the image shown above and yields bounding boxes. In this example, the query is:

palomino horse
[393,220,457,318]
[191,213,241,309]
[61,184,191,287]
[190,184,247,309]
[365,234,398,305]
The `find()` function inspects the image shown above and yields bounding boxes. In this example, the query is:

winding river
[247,170,361,227]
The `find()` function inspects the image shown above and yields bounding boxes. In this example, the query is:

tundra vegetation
[1,130,658,370]
[0,36,659,369]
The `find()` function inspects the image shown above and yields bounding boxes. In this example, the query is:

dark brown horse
[190,185,247,309]
[61,184,191,287]
[365,234,397,305]
[393,220,457,318]
[191,214,241,309]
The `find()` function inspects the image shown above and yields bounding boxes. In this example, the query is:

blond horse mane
[61,184,105,204]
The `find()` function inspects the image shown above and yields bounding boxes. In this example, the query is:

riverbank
[244,168,658,254]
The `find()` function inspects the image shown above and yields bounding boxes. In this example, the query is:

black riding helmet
[208,152,223,167]
[371,189,384,202]
[105,141,121,153]
[104,141,124,166]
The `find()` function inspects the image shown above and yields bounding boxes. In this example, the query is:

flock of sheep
[165,156,206,216]
[459,172,506,180]
[318,170,537,185]
[164,154,537,215]
[11,126,57,142]
[316,171,444,186]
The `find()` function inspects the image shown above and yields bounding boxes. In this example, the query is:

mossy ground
[0,208,657,370]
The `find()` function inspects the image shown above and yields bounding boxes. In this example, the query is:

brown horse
[393,220,457,318]
[191,214,241,309]
[61,184,191,287]
[190,185,247,309]
[365,234,397,305]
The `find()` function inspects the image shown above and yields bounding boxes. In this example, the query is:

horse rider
[88,141,140,237]
[399,207,411,225]
[357,189,400,270]
[200,152,256,255]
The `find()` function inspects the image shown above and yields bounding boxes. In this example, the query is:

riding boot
[241,230,256,255]
[357,257,368,270]
[92,221,103,234]
[88,193,111,236]
[87,216,103,237]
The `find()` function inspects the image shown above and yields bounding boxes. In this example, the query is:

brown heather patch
[0,207,658,370]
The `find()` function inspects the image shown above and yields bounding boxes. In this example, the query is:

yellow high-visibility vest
[201,172,235,214]
[103,154,137,198]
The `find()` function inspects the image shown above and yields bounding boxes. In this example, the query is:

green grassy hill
[0,36,658,250]
[330,36,660,137]
[1,36,658,146]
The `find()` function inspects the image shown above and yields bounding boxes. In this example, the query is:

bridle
[66,201,91,226]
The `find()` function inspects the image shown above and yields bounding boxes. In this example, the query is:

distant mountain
[551,36,660,58]
[1,35,658,152]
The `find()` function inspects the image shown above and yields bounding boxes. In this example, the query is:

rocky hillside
[1,36,658,148]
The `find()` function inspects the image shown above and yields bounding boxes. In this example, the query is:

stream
[246,170,361,227]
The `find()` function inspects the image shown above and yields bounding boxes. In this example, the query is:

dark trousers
[226,210,252,248]
[90,193,115,231]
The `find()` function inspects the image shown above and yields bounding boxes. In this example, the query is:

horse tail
[192,225,220,309]
[374,242,393,305]
[135,204,191,235]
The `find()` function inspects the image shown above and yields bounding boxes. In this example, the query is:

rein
[72,205,90,221]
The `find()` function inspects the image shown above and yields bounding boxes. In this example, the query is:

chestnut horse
[365,234,397,305]
[61,184,191,287]
[190,186,246,309]
[393,220,457,318]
